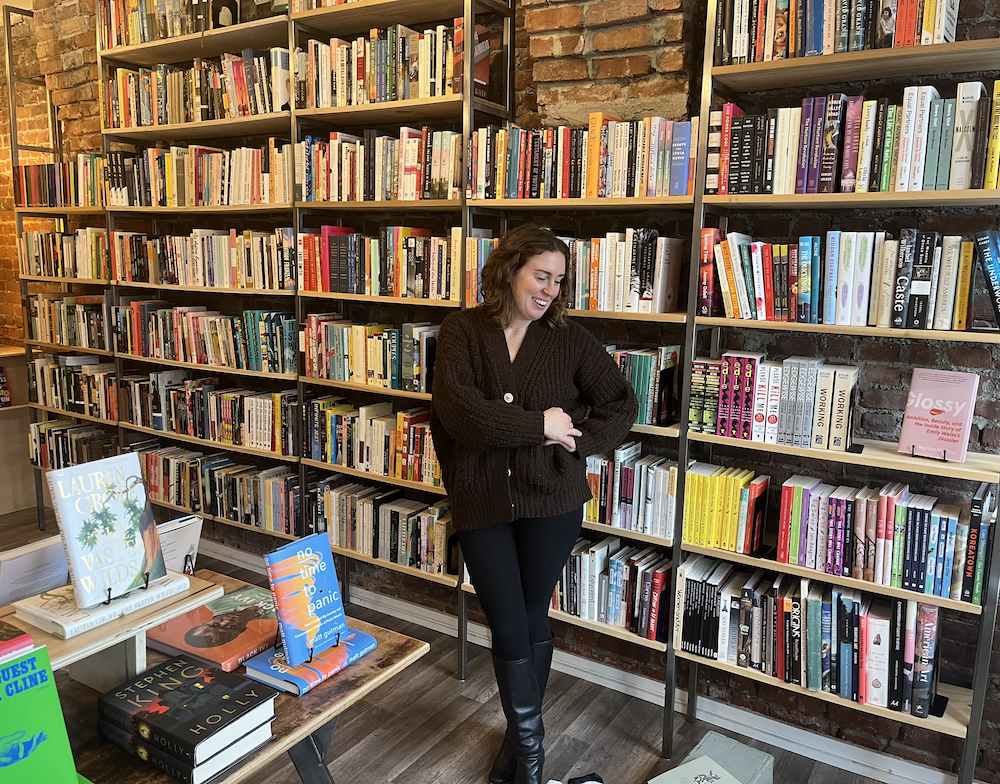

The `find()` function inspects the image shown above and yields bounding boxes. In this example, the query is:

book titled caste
[264,532,348,666]
[46,453,167,608]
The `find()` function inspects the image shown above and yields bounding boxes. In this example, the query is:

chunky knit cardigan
[429,307,638,531]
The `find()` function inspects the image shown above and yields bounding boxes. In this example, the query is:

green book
[891,502,909,588]
[879,105,898,193]
[789,483,804,565]
[0,646,79,780]
[922,99,945,191]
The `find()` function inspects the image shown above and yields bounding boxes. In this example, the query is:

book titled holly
[263,532,347,667]
[243,627,377,695]
[46,452,167,608]
[898,368,980,462]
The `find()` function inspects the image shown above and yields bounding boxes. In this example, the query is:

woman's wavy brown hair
[480,224,570,329]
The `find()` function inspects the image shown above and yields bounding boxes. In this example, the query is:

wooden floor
[4,507,878,784]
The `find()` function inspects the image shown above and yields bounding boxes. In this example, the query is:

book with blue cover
[243,627,377,695]
[263,531,347,666]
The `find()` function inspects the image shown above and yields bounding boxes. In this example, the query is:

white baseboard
[200,541,967,784]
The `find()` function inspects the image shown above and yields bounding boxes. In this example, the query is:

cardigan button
[503,392,514,403]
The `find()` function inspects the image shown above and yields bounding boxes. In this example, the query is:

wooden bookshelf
[117,281,295,296]
[300,457,448,495]
[117,353,298,380]
[104,112,291,142]
[148,497,299,541]
[331,545,460,588]
[674,649,972,738]
[568,309,687,324]
[98,16,291,66]
[15,206,105,216]
[686,432,1000,483]
[24,340,114,356]
[297,290,461,307]
[291,0,508,37]
[296,199,462,212]
[20,275,110,285]
[681,542,983,616]
[28,402,118,427]
[712,38,1000,92]
[704,190,999,209]
[299,376,432,400]
[581,520,673,549]
[296,94,464,125]
[472,196,695,211]
[631,423,681,438]
[109,203,293,213]
[695,317,1000,344]
[119,421,299,463]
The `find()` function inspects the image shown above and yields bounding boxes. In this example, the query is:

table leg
[288,715,340,784]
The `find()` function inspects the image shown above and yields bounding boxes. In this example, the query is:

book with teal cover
[243,627,377,695]
[263,532,347,667]
[46,452,167,609]
[0,646,79,781]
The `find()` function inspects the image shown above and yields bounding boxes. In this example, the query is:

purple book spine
[826,496,837,574]
[834,498,846,576]
[796,97,814,194]
[806,97,827,193]
[839,96,865,193]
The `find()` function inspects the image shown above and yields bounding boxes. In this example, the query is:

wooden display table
[63,570,431,784]
[0,573,223,693]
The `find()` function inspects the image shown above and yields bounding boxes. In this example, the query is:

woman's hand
[543,407,583,452]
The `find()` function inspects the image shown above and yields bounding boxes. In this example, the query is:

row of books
[295,23,459,109]
[298,225,461,300]
[689,353,859,450]
[612,345,681,427]
[682,465,771,555]
[19,227,111,280]
[97,0,219,49]
[709,82,1000,196]
[106,141,293,207]
[103,48,291,129]
[318,480,454,574]
[700,228,986,332]
[584,445,679,542]
[714,0,961,66]
[302,317,439,394]
[120,369,298,455]
[14,155,105,208]
[295,128,463,203]
[111,300,297,375]
[29,419,118,469]
[467,115,699,201]
[676,556,945,717]
[304,398,441,488]
[26,293,111,352]
[463,232,499,306]
[559,231,684,315]
[30,355,118,422]
[555,535,672,642]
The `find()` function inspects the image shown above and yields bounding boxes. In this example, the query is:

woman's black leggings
[458,507,584,661]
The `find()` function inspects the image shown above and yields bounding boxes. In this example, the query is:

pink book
[898,368,980,462]
[717,354,735,439]
[839,96,865,192]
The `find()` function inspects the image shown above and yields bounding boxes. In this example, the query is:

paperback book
[243,627,378,695]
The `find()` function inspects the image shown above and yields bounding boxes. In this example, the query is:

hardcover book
[98,655,278,766]
[264,531,348,666]
[898,368,980,462]
[148,585,278,671]
[46,452,167,608]
[243,627,377,695]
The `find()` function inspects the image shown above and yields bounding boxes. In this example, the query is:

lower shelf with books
[675,649,972,739]
[693,317,1000,345]
[300,375,433,401]
[25,340,114,356]
[120,421,299,463]
[29,402,119,428]
[118,354,298,380]
[148,497,299,542]
[582,520,672,549]
[631,423,681,439]
[331,545,459,588]
[567,310,687,324]
[300,458,448,495]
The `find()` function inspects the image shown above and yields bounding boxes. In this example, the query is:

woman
[430,225,638,784]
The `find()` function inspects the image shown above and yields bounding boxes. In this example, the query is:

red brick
[650,0,682,8]
[948,346,995,369]
[524,5,583,33]
[533,58,588,82]
[655,15,685,42]
[625,75,688,100]
[529,32,584,58]
[585,0,649,26]
[591,24,652,52]
[592,55,652,79]
[859,341,902,362]
[656,48,685,73]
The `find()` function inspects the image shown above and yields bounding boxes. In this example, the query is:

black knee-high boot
[489,638,554,784]
[491,652,545,784]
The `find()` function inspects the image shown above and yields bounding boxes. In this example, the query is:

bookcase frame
[666,1,1000,778]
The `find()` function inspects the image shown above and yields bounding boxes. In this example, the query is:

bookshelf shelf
[581,520,672,549]
[694,317,1000,344]
[568,309,687,324]
[108,203,293,213]
[296,94,464,125]
[28,402,118,427]
[631,423,681,438]
[103,112,292,142]
[330,545,459,588]
[24,340,114,356]
[301,457,447,494]
[119,421,299,463]
[19,275,111,285]
[297,291,460,307]
[703,190,999,209]
[296,199,462,212]
[673,649,972,738]
[299,376,432,400]
[97,16,291,66]
[471,196,695,211]
[117,281,296,296]
[712,39,1000,93]
[15,206,105,216]
[681,542,983,616]
[147,497,299,541]
[686,432,1000,482]
[117,353,298,380]
[291,0,507,37]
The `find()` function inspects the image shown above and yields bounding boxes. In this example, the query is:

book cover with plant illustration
[46,452,167,609]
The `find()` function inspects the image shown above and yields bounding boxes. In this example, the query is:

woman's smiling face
[509,250,565,327]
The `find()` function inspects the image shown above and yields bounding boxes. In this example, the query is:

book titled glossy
[898,368,979,462]
[98,655,278,766]
[148,585,278,671]
[243,627,377,695]
[264,531,347,667]
[46,452,167,608]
